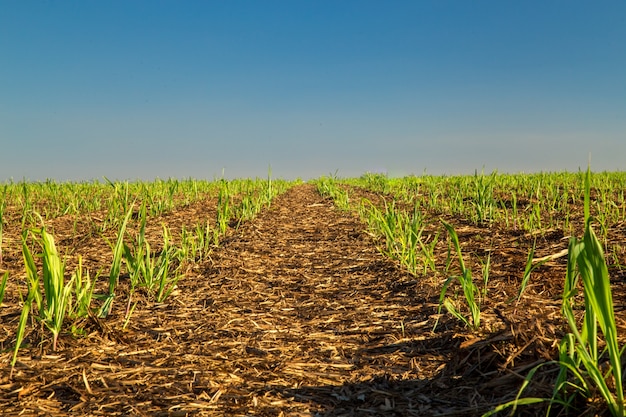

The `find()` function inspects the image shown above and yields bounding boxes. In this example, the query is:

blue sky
[1,1,625,181]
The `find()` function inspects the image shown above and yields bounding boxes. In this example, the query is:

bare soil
[1,183,625,416]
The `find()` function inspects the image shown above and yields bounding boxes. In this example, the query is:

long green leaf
[99,203,134,318]
[11,301,31,370]
[109,203,134,294]
[21,231,42,311]
[0,271,8,306]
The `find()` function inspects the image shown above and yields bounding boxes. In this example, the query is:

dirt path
[2,184,512,416]
[194,184,441,415]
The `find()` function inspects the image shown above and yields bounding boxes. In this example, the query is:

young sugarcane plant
[13,224,74,369]
[437,220,481,331]
[155,225,182,303]
[123,218,182,304]
[98,203,134,318]
[556,167,623,416]
[38,226,74,351]
[69,256,96,320]
[516,239,550,302]
[216,180,231,240]
[486,167,624,416]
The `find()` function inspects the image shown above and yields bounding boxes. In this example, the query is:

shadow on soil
[271,332,557,417]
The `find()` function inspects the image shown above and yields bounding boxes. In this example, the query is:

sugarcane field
[0,170,625,416]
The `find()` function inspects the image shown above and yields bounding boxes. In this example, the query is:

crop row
[352,170,626,235]
[0,175,295,375]
[315,169,626,416]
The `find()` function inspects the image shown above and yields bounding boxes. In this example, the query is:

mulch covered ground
[1,183,625,416]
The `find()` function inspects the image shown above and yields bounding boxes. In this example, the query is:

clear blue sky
[1,1,625,181]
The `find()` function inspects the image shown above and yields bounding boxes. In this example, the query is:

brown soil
[0,183,624,416]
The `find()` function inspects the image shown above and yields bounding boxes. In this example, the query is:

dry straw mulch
[1,184,624,416]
